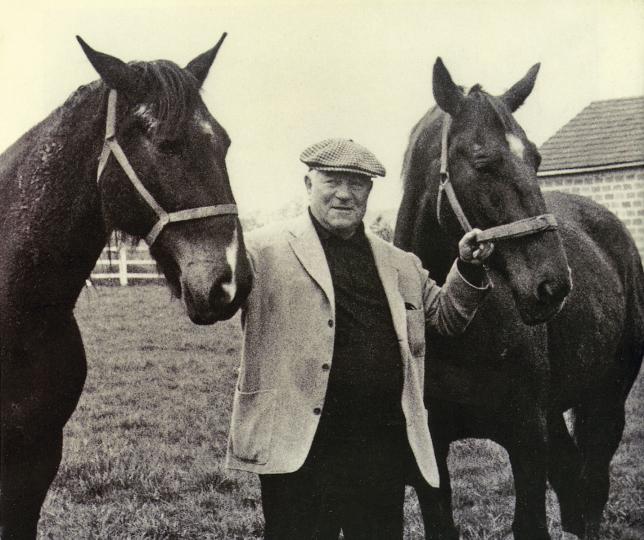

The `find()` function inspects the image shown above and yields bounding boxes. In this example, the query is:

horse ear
[76,36,139,96]
[501,63,540,112]
[185,33,227,87]
[433,57,464,116]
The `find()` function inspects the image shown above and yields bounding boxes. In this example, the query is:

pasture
[38,285,643,539]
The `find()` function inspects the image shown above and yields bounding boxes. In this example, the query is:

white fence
[90,245,163,285]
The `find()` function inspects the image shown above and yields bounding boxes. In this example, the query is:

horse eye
[130,120,150,136]
[473,153,499,172]
[158,139,184,156]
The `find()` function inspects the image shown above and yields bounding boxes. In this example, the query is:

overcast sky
[1,0,642,216]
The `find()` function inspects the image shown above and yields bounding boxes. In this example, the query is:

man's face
[305,169,373,238]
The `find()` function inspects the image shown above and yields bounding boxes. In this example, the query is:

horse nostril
[536,279,570,304]
[209,269,234,305]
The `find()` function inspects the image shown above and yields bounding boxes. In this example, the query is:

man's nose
[334,183,352,199]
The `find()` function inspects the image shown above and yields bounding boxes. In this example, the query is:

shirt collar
[308,207,366,244]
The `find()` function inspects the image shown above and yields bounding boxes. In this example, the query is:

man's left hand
[458,229,494,266]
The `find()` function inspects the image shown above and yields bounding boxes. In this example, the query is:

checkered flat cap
[300,138,386,178]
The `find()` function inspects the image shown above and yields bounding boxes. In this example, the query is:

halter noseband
[96,89,238,246]
[436,114,557,243]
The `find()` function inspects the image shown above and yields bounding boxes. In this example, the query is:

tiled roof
[538,96,644,171]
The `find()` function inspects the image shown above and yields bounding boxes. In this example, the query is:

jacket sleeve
[418,257,490,336]
[239,243,259,328]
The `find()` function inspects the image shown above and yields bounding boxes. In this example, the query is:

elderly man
[226,139,492,539]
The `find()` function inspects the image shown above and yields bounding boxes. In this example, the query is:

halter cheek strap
[96,89,238,246]
[437,114,558,243]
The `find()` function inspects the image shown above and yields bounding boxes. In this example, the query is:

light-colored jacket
[225,214,488,486]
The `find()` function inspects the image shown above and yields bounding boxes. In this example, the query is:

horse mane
[129,59,201,138]
[401,105,443,191]
[395,105,444,252]
[59,59,200,140]
[469,85,516,132]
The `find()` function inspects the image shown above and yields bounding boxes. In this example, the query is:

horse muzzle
[515,269,572,325]
[180,255,252,325]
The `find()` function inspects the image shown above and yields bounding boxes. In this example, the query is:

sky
[1,0,643,217]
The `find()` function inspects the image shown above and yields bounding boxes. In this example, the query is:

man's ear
[304,173,313,194]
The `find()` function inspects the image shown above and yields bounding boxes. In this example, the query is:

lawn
[37,285,643,539]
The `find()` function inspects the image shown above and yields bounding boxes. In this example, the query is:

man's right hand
[458,229,494,266]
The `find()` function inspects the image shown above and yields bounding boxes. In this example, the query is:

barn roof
[538,96,644,172]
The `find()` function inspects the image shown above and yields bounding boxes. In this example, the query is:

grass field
[37,285,643,539]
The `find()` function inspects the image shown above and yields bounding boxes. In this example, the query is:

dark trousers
[259,424,413,540]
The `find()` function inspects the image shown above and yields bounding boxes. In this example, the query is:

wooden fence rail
[90,245,162,285]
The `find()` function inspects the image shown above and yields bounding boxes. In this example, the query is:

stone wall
[539,167,644,255]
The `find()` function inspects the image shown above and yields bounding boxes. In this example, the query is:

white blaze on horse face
[221,226,238,303]
[134,104,159,130]
[194,111,215,137]
[506,133,525,160]
[199,119,214,137]
[563,408,576,436]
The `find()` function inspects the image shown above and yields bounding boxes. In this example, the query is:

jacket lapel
[288,215,335,312]
[368,233,407,343]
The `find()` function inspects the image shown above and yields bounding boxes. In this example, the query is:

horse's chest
[425,299,547,409]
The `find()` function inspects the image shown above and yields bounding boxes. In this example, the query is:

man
[226,139,493,539]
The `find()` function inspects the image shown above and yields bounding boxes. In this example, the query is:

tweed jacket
[225,214,488,486]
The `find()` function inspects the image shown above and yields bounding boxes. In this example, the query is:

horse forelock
[130,60,201,138]
[469,88,519,136]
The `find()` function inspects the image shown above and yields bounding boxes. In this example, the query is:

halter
[436,114,557,243]
[96,89,238,245]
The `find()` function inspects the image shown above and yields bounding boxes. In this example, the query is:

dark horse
[395,58,644,539]
[0,37,252,538]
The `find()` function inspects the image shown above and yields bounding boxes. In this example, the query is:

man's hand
[458,229,494,266]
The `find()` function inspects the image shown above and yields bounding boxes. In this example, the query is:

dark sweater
[310,212,405,438]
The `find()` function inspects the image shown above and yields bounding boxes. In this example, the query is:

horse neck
[416,175,460,284]
[2,83,111,308]
[397,111,459,285]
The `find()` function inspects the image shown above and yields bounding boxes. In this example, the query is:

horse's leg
[546,411,584,537]
[505,412,551,540]
[0,312,87,539]
[0,429,64,540]
[414,400,459,540]
[574,399,626,540]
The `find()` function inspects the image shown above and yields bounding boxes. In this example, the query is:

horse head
[429,59,571,325]
[77,36,252,324]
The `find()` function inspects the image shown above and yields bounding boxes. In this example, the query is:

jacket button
[327,319,334,328]
[322,363,330,371]
[313,407,321,415]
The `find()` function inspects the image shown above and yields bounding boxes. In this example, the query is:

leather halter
[96,89,238,245]
[436,114,557,243]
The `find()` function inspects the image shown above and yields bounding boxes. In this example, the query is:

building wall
[538,166,644,256]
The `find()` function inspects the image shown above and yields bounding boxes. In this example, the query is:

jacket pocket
[406,310,426,358]
[230,389,277,465]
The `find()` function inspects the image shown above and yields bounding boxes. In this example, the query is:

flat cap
[300,138,386,178]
